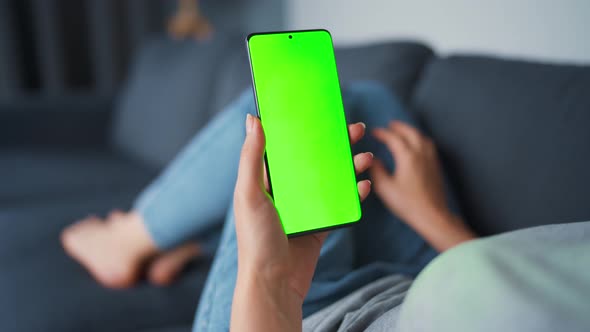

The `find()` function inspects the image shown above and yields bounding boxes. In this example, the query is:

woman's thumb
[236,114,266,193]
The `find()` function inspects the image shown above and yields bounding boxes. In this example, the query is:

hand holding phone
[231,114,372,330]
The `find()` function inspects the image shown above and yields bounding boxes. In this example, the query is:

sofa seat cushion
[0,193,209,332]
[0,148,157,206]
[413,55,590,235]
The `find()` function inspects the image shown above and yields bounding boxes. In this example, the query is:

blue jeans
[134,82,458,331]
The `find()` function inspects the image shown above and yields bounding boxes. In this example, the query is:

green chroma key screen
[247,29,361,236]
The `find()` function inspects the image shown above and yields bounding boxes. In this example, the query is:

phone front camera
[288,35,292,39]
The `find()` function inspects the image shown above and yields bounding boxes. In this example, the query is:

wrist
[238,265,304,304]
[231,267,303,332]
[409,208,476,252]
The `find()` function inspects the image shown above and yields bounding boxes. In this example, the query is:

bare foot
[147,243,202,286]
[61,211,157,289]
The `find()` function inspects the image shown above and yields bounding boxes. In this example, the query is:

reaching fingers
[357,179,372,202]
[368,159,391,194]
[353,152,373,175]
[389,121,423,149]
[373,127,409,157]
[348,122,366,145]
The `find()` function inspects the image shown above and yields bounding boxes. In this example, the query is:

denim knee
[230,89,257,117]
[343,81,413,124]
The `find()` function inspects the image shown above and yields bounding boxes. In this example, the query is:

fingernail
[246,114,253,134]
[367,152,374,158]
[359,122,366,129]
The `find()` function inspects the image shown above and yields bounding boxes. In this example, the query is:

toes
[107,210,125,221]
[98,266,138,289]
[59,217,140,289]
[148,243,201,286]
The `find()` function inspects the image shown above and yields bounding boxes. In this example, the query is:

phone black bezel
[245,29,362,238]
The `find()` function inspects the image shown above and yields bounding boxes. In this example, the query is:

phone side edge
[245,33,275,200]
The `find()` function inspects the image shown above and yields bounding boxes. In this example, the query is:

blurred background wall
[2,0,589,102]
[0,0,284,101]
[288,0,590,64]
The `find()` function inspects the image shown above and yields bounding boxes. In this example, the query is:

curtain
[0,0,166,100]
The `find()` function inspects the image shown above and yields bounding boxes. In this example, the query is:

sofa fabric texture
[413,56,590,235]
[0,191,209,332]
[1,37,589,332]
[334,41,434,104]
[112,35,243,168]
[0,149,156,206]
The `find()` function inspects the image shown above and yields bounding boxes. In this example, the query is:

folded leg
[134,91,257,252]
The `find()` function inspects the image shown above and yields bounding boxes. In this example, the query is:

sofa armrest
[0,96,114,149]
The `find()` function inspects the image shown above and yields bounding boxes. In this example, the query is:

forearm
[408,209,477,252]
[231,268,303,332]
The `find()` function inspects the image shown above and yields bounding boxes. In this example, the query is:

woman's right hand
[369,121,476,251]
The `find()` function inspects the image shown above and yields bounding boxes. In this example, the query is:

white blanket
[304,221,590,332]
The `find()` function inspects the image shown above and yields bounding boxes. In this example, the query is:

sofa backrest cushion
[334,41,433,104]
[208,44,252,114]
[413,55,590,235]
[112,35,241,168]
[208,40,436,113]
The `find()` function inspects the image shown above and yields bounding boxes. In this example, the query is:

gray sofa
[1,35,589,331]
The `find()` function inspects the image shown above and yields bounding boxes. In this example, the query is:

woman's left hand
[231,114,372,331]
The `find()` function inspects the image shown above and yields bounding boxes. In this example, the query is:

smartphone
[246,29,361,236]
